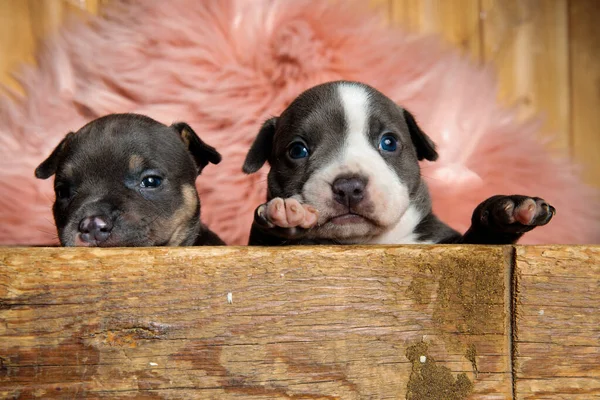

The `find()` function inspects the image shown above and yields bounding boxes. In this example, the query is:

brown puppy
[36,113,224,246]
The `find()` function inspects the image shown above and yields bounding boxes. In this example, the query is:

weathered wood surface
[2,245,599,399]
[0,0,101,93]
[480,0,571,151]
[514,246,600,399]
[568,0,600,187]
[390,0,482,61]
[0,246,513,399]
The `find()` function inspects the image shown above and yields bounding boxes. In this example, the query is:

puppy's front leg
[249,198,319,245]
[195,225,226,246]
[459,195,556,244]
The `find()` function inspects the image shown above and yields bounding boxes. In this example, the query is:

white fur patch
[368,204,432,244]
[302,83,414,242]
[339,83,370,144]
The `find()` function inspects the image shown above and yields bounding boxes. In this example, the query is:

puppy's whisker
[42,218,56,227]
[36,228,59,240]
[420,174,445,182]
[36,229,58,237]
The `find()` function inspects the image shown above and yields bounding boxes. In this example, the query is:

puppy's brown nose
[79,215,113,244]
[332,177,366,207]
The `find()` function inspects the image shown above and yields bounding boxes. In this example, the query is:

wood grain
[0,246,513,399]
[480,0,571,151]
[514,246,600,399]
[569,0,600,187]
[370,0,392,24]
[0,1,36,93]
[0,0,100,93]
[390,0,482,61]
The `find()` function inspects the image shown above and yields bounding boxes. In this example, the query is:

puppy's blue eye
[141,176,163,188]
[289,142,309,159]
[379,135,398,152]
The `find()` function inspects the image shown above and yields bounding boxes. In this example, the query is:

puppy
[243,81,555,245]
[35,113,225,246]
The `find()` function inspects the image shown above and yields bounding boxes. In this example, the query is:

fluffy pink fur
[0,0,598,245]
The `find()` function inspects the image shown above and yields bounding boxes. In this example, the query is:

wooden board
[0,0,100,93]
[0,246,513,399]
[390,0,482,61]
[514,246,600,399]
[568,0,600,187]
[480,0,571,151]
[0,1,36,93]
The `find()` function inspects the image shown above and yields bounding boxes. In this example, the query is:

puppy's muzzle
[79,215,113,244]
[332,176,367,207]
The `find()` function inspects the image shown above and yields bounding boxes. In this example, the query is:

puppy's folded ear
[243,117,277,174]
[35,132,74,179]
[403,109,438,161]
[171,122,222,174]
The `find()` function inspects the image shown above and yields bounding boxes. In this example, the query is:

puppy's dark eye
[288,142,309,159]
[141,176,163,188]
[379,134,398,152]
[55,185,71,199]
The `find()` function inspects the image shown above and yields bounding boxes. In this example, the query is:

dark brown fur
[36,113,224,247]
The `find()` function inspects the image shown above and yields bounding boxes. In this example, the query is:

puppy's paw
[255,198,318,230]
[478,195,556,232]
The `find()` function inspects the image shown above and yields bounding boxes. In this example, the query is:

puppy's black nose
[79,215,113,243]
[332,177,367,207]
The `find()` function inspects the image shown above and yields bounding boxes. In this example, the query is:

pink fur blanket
[1,0,598,245]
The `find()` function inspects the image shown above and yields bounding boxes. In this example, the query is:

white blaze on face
[302,83,413,241]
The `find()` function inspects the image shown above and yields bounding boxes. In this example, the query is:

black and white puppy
[243,81,555,245]
[35,113,225,247]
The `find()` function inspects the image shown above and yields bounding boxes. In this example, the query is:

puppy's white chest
[368,205,433,245]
